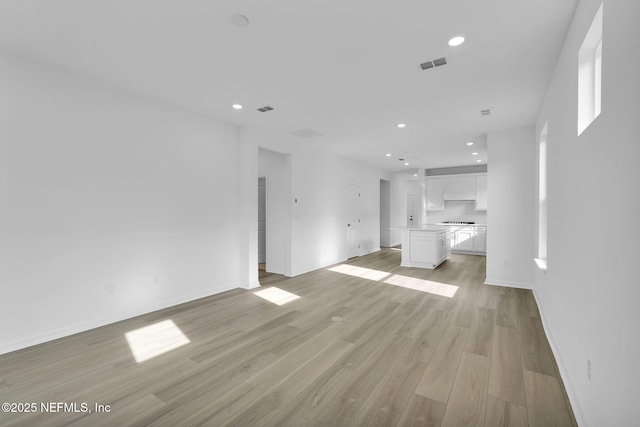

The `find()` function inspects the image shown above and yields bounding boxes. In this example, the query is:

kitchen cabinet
[473,226,486,253]
[450,225,487,255]
[426,173,487,210]
[475,175,488,210]
[426,178,444,211]
[452,227,475,251]
[443,176,476,200]
[397,226,449,269]
[410,231,437,265]
[438,228,451,264]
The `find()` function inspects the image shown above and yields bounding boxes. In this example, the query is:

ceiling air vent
[480,109,493,116]
[291,128,323,139]
[420,61,434,70]
[257,106,274,112]
[433,57,447,67]
[419,56,447,70]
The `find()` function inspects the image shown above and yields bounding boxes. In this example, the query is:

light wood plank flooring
[0,250,577,426]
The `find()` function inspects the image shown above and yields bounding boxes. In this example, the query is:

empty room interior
[1,1,639,426]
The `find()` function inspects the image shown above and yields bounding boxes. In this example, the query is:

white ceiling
[0,0,578,171]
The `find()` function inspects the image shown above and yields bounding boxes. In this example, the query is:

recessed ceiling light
[397,123,406,128]
[448,35,465,47]
[476,159,482,163]
[385,153,391,157]
[413,174,418,177]
[472,152,478,155]
[466,142,474,146]
[404,162,410,166]
[232,104,243,110]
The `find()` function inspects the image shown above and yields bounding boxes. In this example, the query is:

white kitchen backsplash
[425,200,487,225]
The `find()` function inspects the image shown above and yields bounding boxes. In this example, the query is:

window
[535,122,548,271]
[577,3,603,135]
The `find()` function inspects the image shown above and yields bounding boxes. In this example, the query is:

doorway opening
[380,179,391,247]
[258,147,291,277]
[258,176,266,272]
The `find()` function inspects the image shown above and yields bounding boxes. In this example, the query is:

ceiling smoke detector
[229,14,250,27]
[257,106,274,112]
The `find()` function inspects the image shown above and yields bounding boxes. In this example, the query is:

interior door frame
[258,176,268,269]
[346,181,360,259]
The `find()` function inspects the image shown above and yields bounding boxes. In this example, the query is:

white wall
[532,1,640,425]
[0,52,241,354]
[243,127,387,276]
[389,171,409,246]
[236,126,260,290]
[289,148,385,276]
[485,126,535,289]
[406,180,421,226]
[258,148,291,276]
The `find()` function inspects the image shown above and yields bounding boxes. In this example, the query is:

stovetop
[439,221,475,225]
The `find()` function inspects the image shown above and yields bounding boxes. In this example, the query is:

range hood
[443,180,476,201]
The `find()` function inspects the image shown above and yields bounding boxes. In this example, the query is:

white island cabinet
[395,226,450,269]
[449,225,487,255]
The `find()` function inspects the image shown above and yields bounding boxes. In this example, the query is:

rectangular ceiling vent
[433,57,447,67]
[420,56,447,70]
[291,128,323,139]
[480,109,493,116]
[257,106,274,112]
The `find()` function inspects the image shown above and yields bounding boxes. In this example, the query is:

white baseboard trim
[0,284,237,356]
[359,247,381,256]
[242,280,261,290]
[484,278,532,289]
[291,258,348,278]
[532,289,588,427]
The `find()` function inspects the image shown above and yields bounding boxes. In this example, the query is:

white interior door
[346,183,360,259]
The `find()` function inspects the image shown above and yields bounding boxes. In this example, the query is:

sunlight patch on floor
[328,264,392,281]
[125,319,190,363]
[384,274,459,298]
[254,286,301,305]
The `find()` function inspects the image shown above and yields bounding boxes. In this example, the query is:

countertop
[436,223,487,227]
[391,224,487,231]
[391,225,448,231]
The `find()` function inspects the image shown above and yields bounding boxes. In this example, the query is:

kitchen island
[440,223,487,255]
[394,225,450,269]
